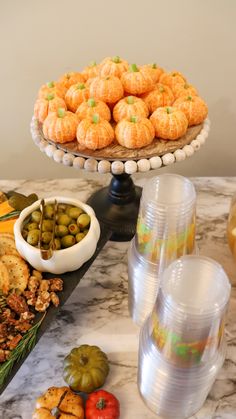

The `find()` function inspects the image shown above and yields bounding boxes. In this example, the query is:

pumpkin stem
[166,107,172,114]
[151,63,157,69]
[184,83,189,89]
[112,55,121,63]
[47,93,54,101]
[159,86,165,93]
[47,81,55,88]
[88,98,96,108]
[187,95,192,101]
[77,83,85,90]
[79,355,89,365]
[96,397,106,410]
[129,63,139,72]
[51,407,60,418]
[130,115,138,123]
[92,114,100,124]
[57,108,66,118]
[127,96,134,105]
[89,60,96,67]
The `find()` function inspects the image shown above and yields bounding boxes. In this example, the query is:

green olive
[53,238,61,250]
[57,214,72,226]
[65,206,73,216]
[42,219,53,232]
[44,204,54,219]
[76,232,85,242]
[55,225,68,237]
[28,222,39,231]
[68,223,80,235]
[58,203,67,213]
[27,229,40,246]
[41,231,53,244]
[77,214,90,229]
[22,229,28,240]
[68,207,83,219]
[61,235,76,248]
[31,210,41,223]
[83,228,89,236]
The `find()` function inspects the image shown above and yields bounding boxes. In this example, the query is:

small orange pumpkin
[174,95,208,126]
[141,83,174,113]
[82,61,100,81]
[172,82,198,99]
[159,71,186,90]
[77,114,114,150]
[115,115,155,149]
[76,98,111,121]
[65,83,90,112]
[121,64,154,95]
[99,55,129,78]
[113,95,149,122]
[34,93,66,123]
[89,76,124,104]
[43,108,78,143]
[58,72,85,90]
[150,106,188,140]
[140,63,164,83]
[38,81,66,99]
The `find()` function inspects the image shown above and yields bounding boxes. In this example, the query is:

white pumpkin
[14,196,100,274]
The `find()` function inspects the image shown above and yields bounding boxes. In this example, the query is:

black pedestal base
[87,174,142,242]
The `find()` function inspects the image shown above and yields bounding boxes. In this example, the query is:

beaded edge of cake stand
[30,117,210,175]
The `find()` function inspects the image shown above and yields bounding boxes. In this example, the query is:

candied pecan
[7,334,22,350]
[7,294,29,314]
[23,290,35,300]
[32,270,43,280]
[0,349,6,363]
[15,321,32,333]
[35,291,51,312]
[49,278,63,292]
[0,342,8,350]
[0,323,7,339]
[50,292,60,307]
[19,311,35,322]
[39,279,50,292]
[28,276,40,292]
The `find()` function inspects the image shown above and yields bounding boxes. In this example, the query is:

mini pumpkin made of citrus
[58,72,85,89]
[90,75,124,104]
[82,61,100,81]
[141,83,174,113]
[121,64,154,95]
[77,114,114,150]
[76,98,111,121]
[43,108,78,143]
[140,63,164,83]
[33,386,84,419]
[174,95,208,126]
[115,115,155,149]
[172,82,198,99]
[65,83,90,112]
[34,94,67,123]
[63,345,110,393]
[99,55,129,78]
[150,106,188,140]
[38,81,66,99]
[113,95,149,122]
[159,71,186,90]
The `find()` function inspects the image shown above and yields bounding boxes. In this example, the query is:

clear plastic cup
[136,174,196,264]
[137,255,231,418]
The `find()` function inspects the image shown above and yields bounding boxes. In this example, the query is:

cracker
[0,254,29,292]
[0,260,10,294]
[0,234,19,257]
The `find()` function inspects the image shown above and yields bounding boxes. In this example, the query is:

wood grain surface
[42,123,203,162]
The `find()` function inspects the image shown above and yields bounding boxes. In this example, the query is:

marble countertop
[0,177,236,419]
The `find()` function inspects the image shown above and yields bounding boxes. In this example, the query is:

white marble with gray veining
[0,177,236,419]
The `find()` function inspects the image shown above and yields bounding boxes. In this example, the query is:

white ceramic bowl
[14,196,100,274]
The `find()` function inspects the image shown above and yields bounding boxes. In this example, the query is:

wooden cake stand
[30,117,210,241]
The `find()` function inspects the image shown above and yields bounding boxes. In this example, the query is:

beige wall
[1,0,235,180]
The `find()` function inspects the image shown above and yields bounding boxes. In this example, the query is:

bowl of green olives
[14,197,100,274]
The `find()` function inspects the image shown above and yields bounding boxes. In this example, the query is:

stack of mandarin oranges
[34,56,208,151]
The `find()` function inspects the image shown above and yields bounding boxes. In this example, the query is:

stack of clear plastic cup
[128,173,196,326]
[138,255,231,418]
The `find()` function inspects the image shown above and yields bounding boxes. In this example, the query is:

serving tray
[0,223,112,394]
